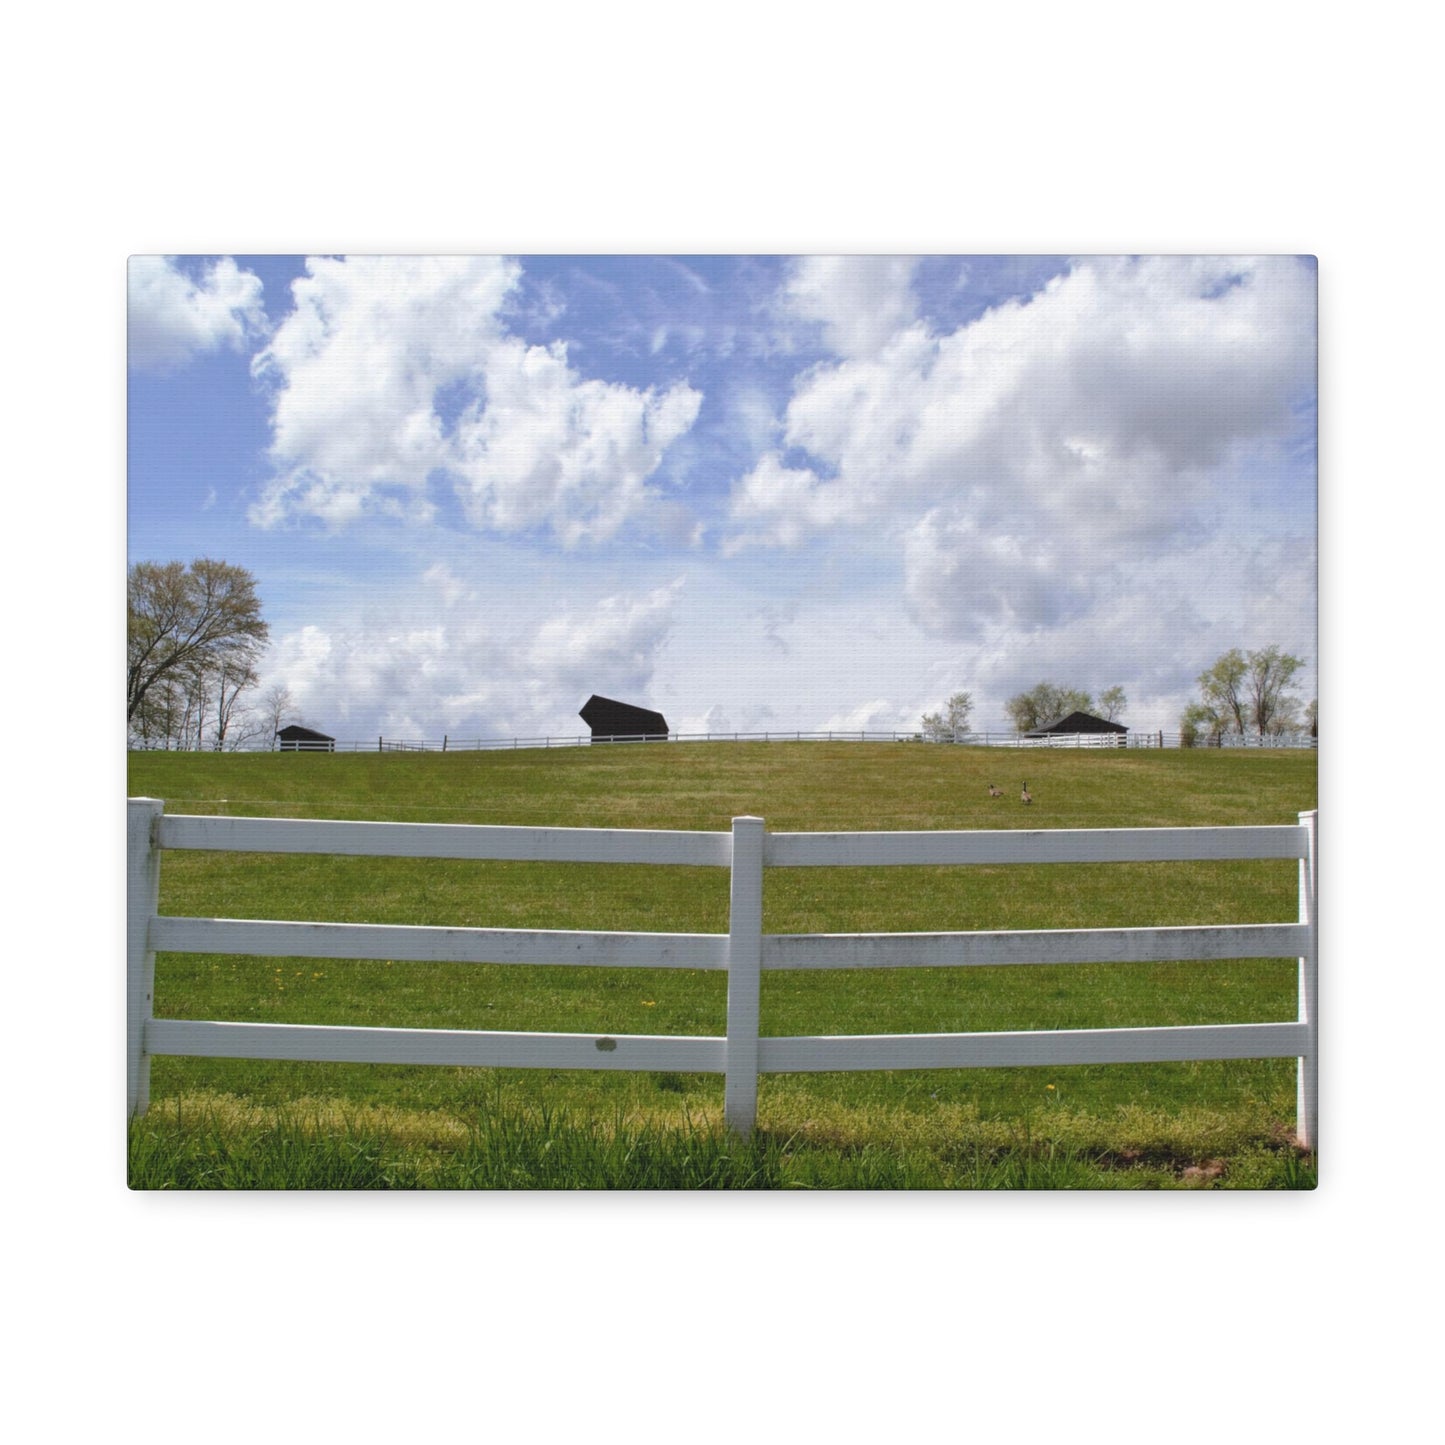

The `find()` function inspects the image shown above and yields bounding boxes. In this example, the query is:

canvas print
[127,254,1318,1189]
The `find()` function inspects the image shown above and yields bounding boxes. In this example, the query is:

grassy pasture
[127,742,1317,1188]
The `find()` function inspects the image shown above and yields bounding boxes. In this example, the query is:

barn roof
[276,724,335,742]
[1026,710,1128,735]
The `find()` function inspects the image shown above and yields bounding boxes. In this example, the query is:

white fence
[132,728,1317,753]
[127,800,1319,1147]
[324,729,1293,751]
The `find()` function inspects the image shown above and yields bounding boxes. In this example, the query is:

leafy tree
[1005,683,1094,735]
[128,559,269,744]
[1246,645,1305,739]
[1179,700,1225,748]
[1195,649,1249,737]
[1304,698,1317,738]
[920,691,973,742]
[1098,685,1127,722]
[1191,645,1306,741]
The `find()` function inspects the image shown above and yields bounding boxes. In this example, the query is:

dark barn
[579,695,670,742]
[276,724,336,752]
[1026,710,1128,742]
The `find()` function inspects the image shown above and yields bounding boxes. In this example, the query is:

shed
[276,724,336,752]
[1026,711,1128,738]
[579,695,669,742]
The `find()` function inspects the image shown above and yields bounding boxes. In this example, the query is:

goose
[1021,782,1032,804]
[988,783,1003,797]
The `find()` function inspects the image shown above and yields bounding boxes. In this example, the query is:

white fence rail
[132,729,1317,754]
[127,800,1319,1147]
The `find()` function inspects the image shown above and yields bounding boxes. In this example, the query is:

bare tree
[258,683,302,748]
[920,691,974,742]
[212,659,262,750]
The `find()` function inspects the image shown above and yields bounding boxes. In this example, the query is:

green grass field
[127,742,1318,1189]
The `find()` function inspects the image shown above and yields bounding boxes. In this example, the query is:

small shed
[579,695,669,742]
[276,724,336,752]
[1026,711,1128,739]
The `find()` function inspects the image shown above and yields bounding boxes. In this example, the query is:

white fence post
[725,816,765,1139]
[1297,809,1319,1151]
[127,797,164,1118]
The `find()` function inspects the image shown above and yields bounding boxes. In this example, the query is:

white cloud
[723,450,862,553]
[728,255,1316,647]
[128,256,265,370]
[249,256,517,526]
[262,570,684,741]
[783,255,920,357]
[903,506,1091,639]
[527,579,683,705]
[817,698,917,734]
[450,340,701,546]
[248,255,702,543]
[697,703,733,735]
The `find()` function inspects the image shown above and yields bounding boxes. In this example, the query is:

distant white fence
[132,728,1319,754]
[127,801,1319,1147]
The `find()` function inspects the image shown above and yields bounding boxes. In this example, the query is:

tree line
[127,559,300,750]
[921,647,1314,745]
[920,682,1127,740]
[1180,646,1314,745]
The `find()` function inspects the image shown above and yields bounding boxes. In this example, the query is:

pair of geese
[988,781,1033,803]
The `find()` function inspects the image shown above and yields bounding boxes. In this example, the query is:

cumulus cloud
[783,255,920,357]
[450,342,701,546]
[248,255,701,542]
[527,579,683,704]
[903,506,1092,640]
[724,450,863,553]
[262,570,684,741]
[128,256,266,370]
[729,254,1315,648]
[817,698,918,734]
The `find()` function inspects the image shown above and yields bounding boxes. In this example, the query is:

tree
[211,658,265,750]
[130,671,184,749]
[1194,649,1249,737]
[1098,685,1127,722]
[1005,683,1094,735]
[1179,700,1225,747]
[1245,645,1305,739]
[920,691,973,742]
[127,559,269,744]
[259,683,302,746]
[1191,645,1306,741]
[1305,698,1317,738]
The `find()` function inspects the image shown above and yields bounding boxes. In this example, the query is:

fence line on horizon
[130,728,1318,754]
[127,800,1319,1146]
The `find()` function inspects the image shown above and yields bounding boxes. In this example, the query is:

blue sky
[127,254,1317,741]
